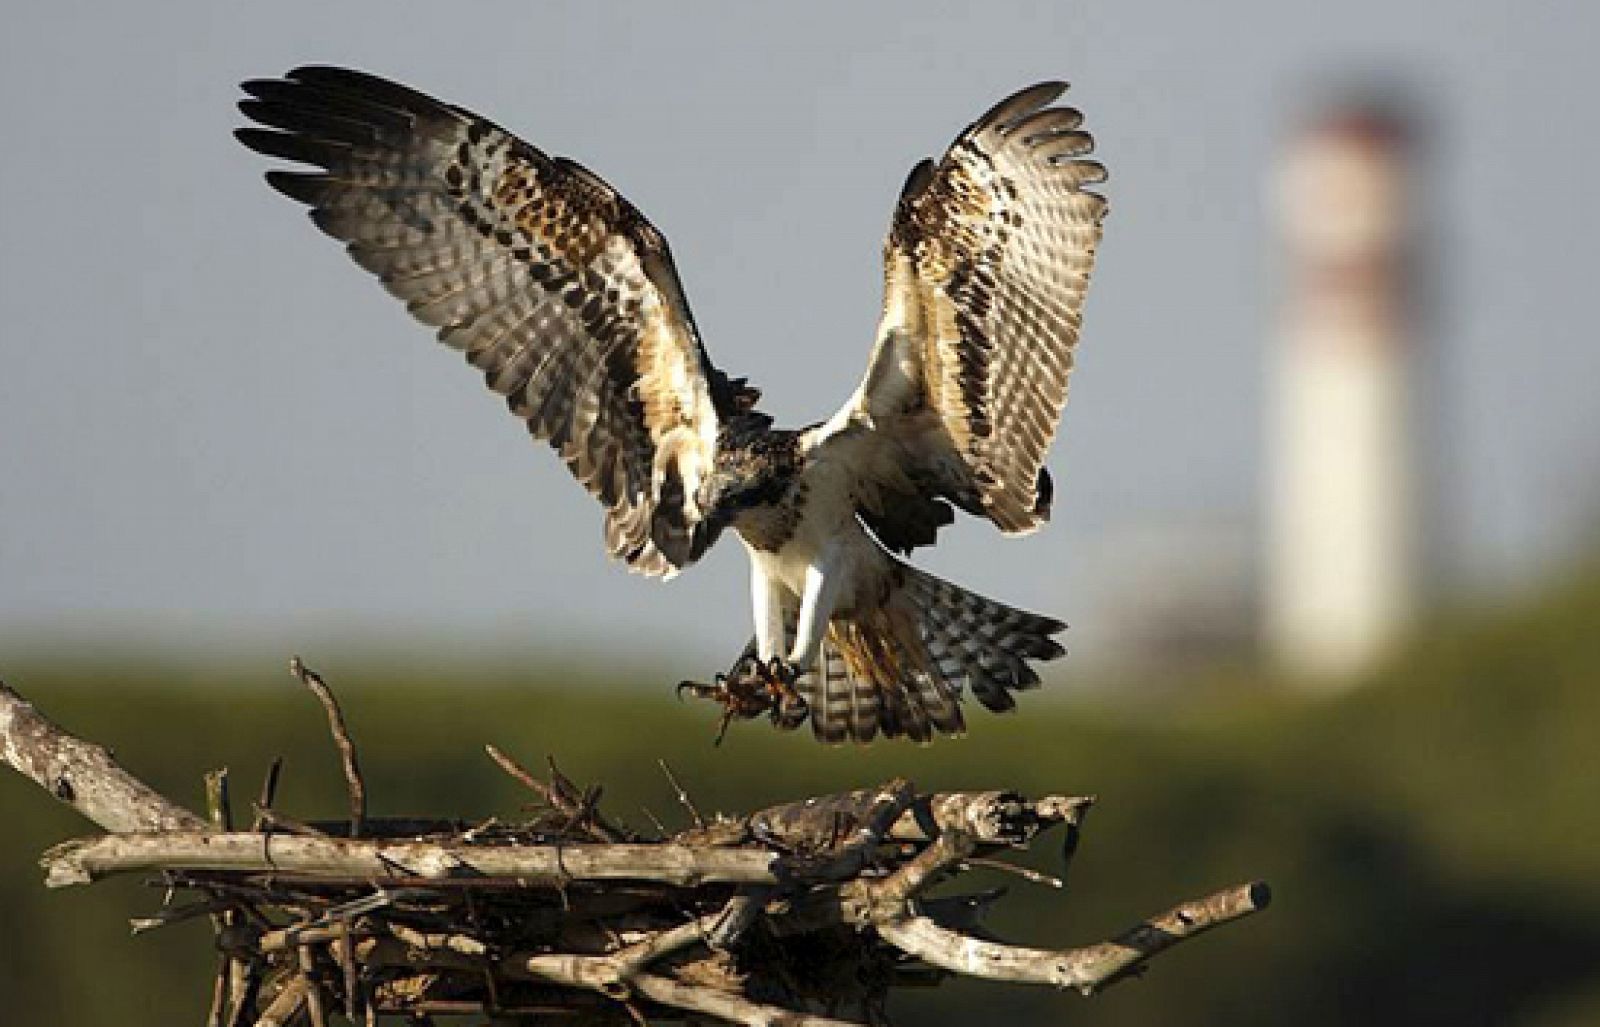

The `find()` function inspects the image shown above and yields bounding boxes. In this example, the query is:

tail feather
[729,564,1064,745]
[907,566,1065,714]
[804,639,879,745]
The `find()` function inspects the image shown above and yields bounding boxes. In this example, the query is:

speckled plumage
[238,68,1104,744]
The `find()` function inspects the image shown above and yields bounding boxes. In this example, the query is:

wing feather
[829,82,1107,550]
[238,66,746,576]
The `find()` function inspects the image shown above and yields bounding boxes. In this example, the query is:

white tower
[1266,105,1418,683]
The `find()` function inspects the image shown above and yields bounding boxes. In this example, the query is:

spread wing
[237,66,757,577]
[824,82,1107,553]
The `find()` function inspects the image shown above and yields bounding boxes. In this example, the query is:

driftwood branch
[1,672,1268,1025]
[0,679,207,832]
[877,881,1271,995]
[42,833,780,889]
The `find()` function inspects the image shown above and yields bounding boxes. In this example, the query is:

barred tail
[906,566,1066,715]
[741,564,1065,745]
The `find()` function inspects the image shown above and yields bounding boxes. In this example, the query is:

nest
[2,663,1268,1025]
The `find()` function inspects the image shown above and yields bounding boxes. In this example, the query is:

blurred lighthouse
[1265,99,1420,683]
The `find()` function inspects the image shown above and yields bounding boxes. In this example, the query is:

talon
[678,659,784,742]
[676,679,713,702]
[714,707,737,747]
[756,658,808,728]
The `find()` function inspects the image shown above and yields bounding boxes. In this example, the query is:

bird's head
[698,414,794,526]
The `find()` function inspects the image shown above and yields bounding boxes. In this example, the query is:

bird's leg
[775,545,840,699]
[672,560,815,737]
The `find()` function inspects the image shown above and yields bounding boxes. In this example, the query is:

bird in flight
[237,67,1107,744]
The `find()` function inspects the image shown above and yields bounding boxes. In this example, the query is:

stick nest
[2,663,1269,1026]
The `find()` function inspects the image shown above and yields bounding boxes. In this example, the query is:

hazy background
[3,2,1600,1025]
[2,0,1596,665]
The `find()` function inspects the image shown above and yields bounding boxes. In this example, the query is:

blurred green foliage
[3,563,1599,1025]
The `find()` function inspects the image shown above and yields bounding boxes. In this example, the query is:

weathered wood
[289,658,366,838]
[2,674,1267,1026]
[42,832,780,889]
[0,680,207,833]
[876,881,1272,995]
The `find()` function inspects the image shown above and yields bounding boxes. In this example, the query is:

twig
[252,758,282,832]
[298,945,330,1027]
[657,759,705,831]
[709,888,772,948]
[252,807,330,838]
[387,923,489,959]
[963,856,1064,890]
[224,959,260,1027]
[288,658,366,838]
[485,743,561,803]
[130,897,228,934]
[336,922,360,1021]
[485,745,625,842]
[640,806,669,837]
[207,953,231,1027]
[206,769,233,832]
[253,974,308,1027]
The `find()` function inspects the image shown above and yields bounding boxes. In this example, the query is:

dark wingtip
[263,169,326,205]
[235,127,337,167]
[1032,467,1054,520]
[285,64,362,85]
[239,78,284,100]
[283,64,443,116]
[899,157,937,204]
[976,81,1070,136]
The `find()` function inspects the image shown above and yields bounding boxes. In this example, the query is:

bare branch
[251,757,282,832]
[206,769,234,832]
[0,680,208,832]
[657,758,706,831]
[877,881,1271,995]
[207,954,230,1027]
[288,658,366,838]
[708,887,772,948]
[485,744,626,843]
[866,827,974,910]
[42,831,780,889]
[252,974,308,1027]
[963,855,1065,890]
[298,945,330,1027]
[485,744,560,802]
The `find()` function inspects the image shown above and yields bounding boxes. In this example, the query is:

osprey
[237,67,1107,744]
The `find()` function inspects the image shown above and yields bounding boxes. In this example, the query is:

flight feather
[832,81,1108,551]
[236,66,756,576]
